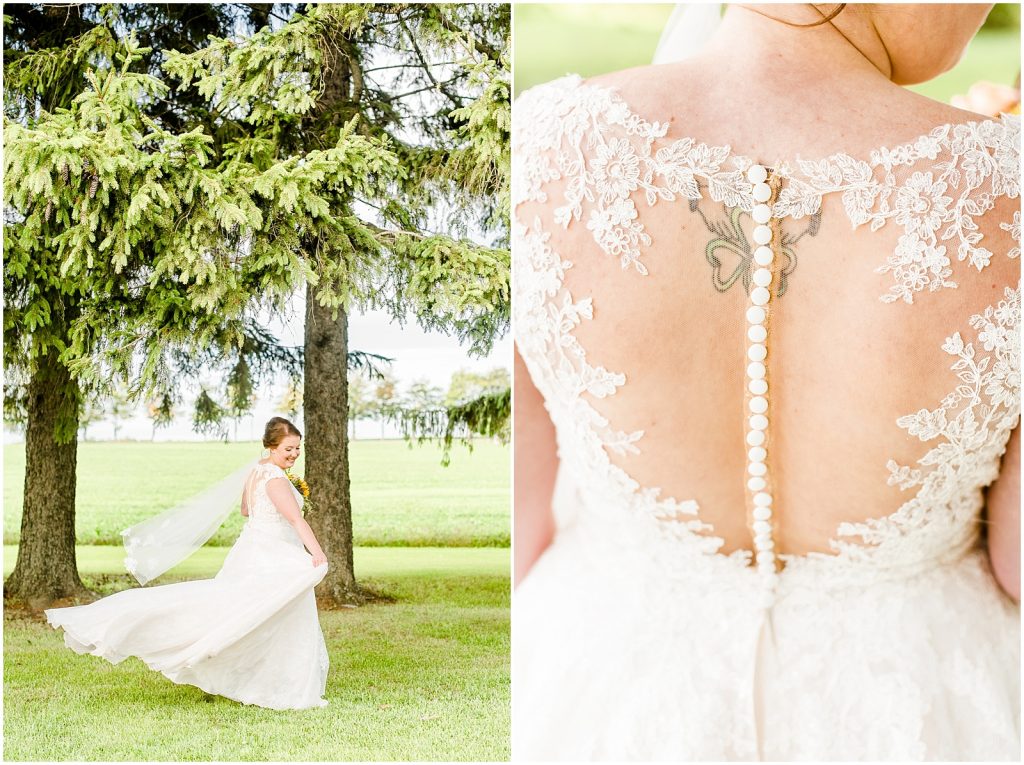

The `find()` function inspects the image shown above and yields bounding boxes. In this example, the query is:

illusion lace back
[244,462,300,528]
[46,462,330,710]
[513,75,1021,760]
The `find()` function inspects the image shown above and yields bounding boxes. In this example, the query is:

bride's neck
[698,4,893,86]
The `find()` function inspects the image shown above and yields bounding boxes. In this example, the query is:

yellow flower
[284,470,312,517]
[285,470,310,498]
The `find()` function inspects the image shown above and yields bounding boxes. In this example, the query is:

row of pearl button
[745,163,778,583]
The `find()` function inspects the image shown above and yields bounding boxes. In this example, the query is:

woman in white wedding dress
[514,3,1019,760]
[46,417,331,710]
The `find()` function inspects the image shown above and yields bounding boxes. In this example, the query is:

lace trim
[514,217,723,554]
[513,74,1021,573]
[513,74,1020,302]
[253,462,286,477]
[831,284,1022,561]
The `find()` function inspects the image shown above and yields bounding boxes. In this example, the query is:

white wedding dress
[46,462,329,710]
[513,74,1020,760]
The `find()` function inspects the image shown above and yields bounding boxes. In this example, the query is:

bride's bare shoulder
[582,61,709,110]
[568,62,1011,158]
[586,61,696,88]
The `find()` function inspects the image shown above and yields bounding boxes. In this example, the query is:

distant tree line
[37,366,511,442]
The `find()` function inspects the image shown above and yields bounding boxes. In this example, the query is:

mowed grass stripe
[4,440,510,547]
[3,545,509,580]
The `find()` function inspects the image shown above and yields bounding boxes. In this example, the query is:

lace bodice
[514,74,1021,591]
[244,463,302,530]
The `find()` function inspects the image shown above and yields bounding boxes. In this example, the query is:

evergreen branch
[433,6,503,63]
[398,16,464,110]
[346,350,393,381]
[386,75,465,103]
[386,387,510,466]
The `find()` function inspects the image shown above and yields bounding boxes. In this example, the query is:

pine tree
[4,4,509,606]
[3,3,295,604]
[446,367,512,407]
[5,12,131,603]
[158,4,510,603]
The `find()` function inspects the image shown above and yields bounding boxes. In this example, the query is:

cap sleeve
[250,462,287,484]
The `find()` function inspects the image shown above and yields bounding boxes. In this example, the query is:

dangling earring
[261,447,270,459]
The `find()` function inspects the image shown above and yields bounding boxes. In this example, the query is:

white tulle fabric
[46,462,329,710]
[652,4,722,65]
[513,75,1021,760]
[122,460,257,586]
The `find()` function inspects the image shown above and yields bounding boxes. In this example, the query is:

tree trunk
[5,350,87,606]
[303,284,365,604]
[299,31,372,606]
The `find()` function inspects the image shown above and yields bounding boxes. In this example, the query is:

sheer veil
[652,3,723,65]
[121,460,257,585]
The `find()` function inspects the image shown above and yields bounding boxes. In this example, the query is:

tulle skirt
[46,520,330,711]
[514,520,1021,761]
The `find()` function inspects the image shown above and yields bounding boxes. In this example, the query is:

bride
[46,417,331,710]
[514,3,1019,760]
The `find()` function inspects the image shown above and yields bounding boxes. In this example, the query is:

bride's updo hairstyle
[264,417,302,448]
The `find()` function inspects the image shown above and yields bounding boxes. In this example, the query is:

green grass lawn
[514,3,676,94]
[3,546,509,761]
[4,439,510,547]
[514,4,1020,104]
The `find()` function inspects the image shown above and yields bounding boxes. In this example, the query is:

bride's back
[514,49,1019,566]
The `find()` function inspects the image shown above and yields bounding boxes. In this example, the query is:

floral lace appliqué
[513,74,1021,574]
[514,75,1020,303]
[513,216,720,555]
[834,284,1021,562]
[513,76,752,275]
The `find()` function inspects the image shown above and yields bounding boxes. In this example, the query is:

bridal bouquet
[285,470,311,515]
